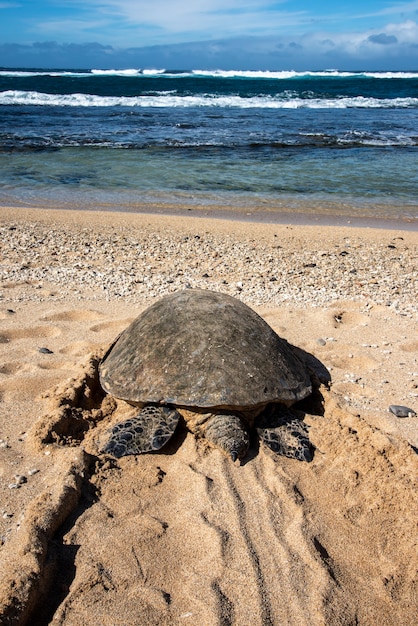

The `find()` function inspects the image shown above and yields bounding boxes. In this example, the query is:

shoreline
[2,200,418,231]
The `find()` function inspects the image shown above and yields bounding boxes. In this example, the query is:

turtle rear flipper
[103,405,181,458]
[256,405,314,462]
[203,413,250,462]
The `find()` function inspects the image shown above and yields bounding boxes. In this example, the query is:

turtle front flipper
[103,405,181,458]
[256,405,314,462]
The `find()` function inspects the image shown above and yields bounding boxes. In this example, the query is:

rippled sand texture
[0,208,417,625]
[2,357,417,625]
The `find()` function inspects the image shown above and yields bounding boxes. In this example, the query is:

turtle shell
[99,289,311,411]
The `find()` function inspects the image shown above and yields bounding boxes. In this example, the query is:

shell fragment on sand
[389,404,416,418]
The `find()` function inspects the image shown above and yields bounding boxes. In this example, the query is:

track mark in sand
[200,511,231,560]
[292,484,305,505]
[95,561,117,591]
[0,450,90,626]
[41,310,104,323]
[211,580,235,626]
[130,545,172,605]
[188,462,216,496]
[325,352,378,372]
[330,309,369,329]
[59,340,100,356]
[131,545,147,582]
[312,537,340,586]
[253,458,333,600]
[30,352,108,449]
[205,457,276,625]
[0,360,70,375]
[46,470,175,625]
[89,318,133,334]
[202,453,336,625]
[0,325,60,343]
[0,361,23,375]
[226,463,287,626]
[399,340,418,353]
[36,360,69,371]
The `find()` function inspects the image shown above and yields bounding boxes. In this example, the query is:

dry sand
[0,206,417,625]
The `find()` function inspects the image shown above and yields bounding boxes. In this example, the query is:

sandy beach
[0,206,417,625]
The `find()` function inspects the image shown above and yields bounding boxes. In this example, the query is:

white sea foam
[0,70,92,78]
[1,89,417,109]
[1,69,418,79]
[142,69,167,75]
[191,69,418,79]
[91,68,143,76]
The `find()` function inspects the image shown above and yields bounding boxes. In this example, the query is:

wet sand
[0,206,417,625]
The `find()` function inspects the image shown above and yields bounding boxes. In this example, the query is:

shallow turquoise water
[1,69,417,223]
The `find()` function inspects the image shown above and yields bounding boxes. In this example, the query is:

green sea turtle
[99,289,315,462]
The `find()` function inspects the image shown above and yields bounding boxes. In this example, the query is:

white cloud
[62,0,309,41]
[35,18,111,37]
[384,18,418,41]
[33,2,418,51]
[372,1,418,17]
[295,19,418,62]
[4,2,418,70]
[93,0,290,21]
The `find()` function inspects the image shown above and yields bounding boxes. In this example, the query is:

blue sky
[0,1,418,69]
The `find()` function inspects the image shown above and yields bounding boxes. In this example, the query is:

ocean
[0,68,417,225]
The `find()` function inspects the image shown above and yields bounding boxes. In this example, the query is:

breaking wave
[2,90,417,109]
